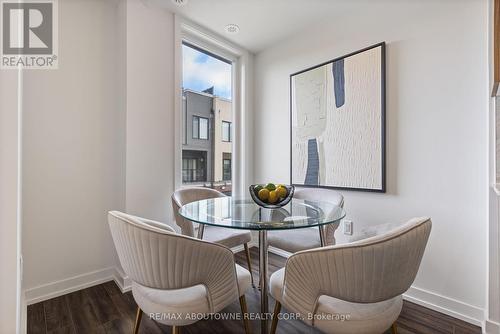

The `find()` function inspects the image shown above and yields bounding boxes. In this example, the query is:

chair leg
[391,323,398,334]
[133,307,143,334]
[239,295,252,334]
[270,301,281,334]
[243,243,255,288]
[172,326,181,334]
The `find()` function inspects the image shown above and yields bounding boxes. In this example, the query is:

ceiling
[154,0,367,53]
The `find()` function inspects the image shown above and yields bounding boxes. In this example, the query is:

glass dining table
[179,197,346,334]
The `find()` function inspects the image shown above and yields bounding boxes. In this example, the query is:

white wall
[488,0,500,331]
[22,0,125,296]
[125,0,176,227]
[0,70,21,332]
[20,0,181,302]
[254,0,488,325]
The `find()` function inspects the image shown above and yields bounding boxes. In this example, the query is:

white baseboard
[268,246,292,259]
[485,319,500,334]
[231,244,246,253]
[25,267,119,305]
[403,286,484,327]
[268,247,485,328]
[112,266,132,293]
[233,241,258,253]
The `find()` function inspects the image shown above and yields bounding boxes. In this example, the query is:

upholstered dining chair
[172,187,255,286]
[108,211,252,334]
[268,187,344,253]
[269,217,432,334]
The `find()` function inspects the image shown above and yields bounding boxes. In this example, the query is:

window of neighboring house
[222,152,232,181]
[222,121,231,142]
[192,116,209,140]
[182,154,206,183]
[223,158,231,181]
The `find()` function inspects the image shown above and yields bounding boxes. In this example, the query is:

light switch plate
[344,220,353,235]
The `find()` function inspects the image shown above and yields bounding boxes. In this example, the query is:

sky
[182,44,232,100]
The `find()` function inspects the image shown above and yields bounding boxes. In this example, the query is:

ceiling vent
[224,24,240,34]
[171,0,188,6]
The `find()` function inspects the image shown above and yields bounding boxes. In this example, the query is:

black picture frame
[289,42,386,193]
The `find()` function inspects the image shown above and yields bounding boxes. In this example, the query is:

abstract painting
[290,43,386,192]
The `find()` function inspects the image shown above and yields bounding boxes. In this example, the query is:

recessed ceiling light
[224,24,240,34]
[171,0,188,6]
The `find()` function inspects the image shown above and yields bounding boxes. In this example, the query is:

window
[199,117,208,139]
[192,116,209,140]
[192,116,199,139]
[182,150,207,183]
[181,41,233,192]
[222,121,231,142]
[182,42,232,99]
[223,158,231,181]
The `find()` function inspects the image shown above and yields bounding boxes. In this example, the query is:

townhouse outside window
[181,42,233,194]
[182,151,207,183]
[193,116,209,140]
[222,121,232,142]
[223,154,232,181]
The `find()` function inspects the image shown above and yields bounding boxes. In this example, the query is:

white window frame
[174,16,253,197]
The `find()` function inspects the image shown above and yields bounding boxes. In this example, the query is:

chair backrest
[108,211,240,312]
[281,217,431,317]
[293,187,344,208]
[293,187,344,245]
[171,187,226,237]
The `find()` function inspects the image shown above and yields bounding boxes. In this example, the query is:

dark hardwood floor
[28,247,481,334]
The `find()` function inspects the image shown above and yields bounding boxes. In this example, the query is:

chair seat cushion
[133,282,210,326]
[314,295,402,334]
[235,264,252,296]
[133,264,251,326]
[268,227,321,253]
[270,268,403,334]
[270,268,286,302]
[201,226,252,248]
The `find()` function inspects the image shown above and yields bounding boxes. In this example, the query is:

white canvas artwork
[291,43,385,191]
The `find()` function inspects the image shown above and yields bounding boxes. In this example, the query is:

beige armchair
[268,187,344,253]
[108,211,252,334]
[270,217,432,334]
[172,187,255,286]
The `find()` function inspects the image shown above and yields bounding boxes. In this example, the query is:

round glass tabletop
[179,197,346,231]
